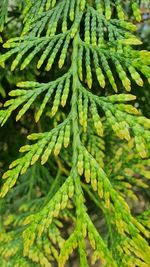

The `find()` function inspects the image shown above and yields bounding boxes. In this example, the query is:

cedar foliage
[0,0,150,266]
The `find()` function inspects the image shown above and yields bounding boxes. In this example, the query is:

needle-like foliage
[0,1,150,266]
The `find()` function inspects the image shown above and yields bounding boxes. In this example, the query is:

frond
[0,72,71,125]
[0,116,71,197]
[0,1,150,266]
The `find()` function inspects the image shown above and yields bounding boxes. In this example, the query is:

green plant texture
[0,0,150,266]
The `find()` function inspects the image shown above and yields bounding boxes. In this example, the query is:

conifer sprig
[0,0,150,266]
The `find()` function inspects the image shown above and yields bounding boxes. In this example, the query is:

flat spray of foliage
[0,0,150,266]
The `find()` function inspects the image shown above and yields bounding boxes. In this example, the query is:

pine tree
[0,0,150,266]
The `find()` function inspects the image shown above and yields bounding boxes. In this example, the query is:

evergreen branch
[0,1,150,266]
[22,175,74,254]
[78,39,150,91]
[0,115,71,197]
[78,83,150,157]
[0,71,71,125]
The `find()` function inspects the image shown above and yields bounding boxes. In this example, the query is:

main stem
[71,34,88,266]
[71,33,80,174]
